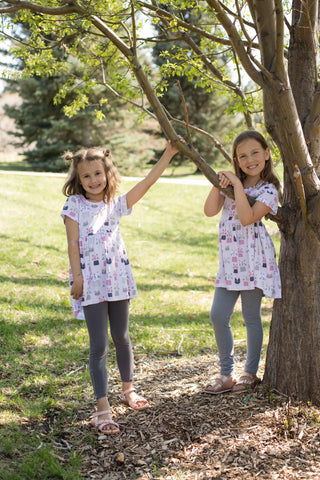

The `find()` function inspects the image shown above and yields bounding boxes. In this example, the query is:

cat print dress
[215,182,281,298]
[61,194,138,319]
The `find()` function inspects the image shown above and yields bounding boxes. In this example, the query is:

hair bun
[64,151,74,162]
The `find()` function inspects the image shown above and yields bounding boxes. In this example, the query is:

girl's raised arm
[126,139,181,209]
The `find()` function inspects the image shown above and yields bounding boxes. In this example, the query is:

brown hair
[62,148,121,202]
[232,130,282,199]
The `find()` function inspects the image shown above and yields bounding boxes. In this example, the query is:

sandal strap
[122,387,136,397]
[214,374,232,386]
[206,374,233,388]
[210,377,223,388]
[238,372,257,384]
[98,419,119,429]
[90,409,111,419]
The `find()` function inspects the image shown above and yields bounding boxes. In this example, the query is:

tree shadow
[0,233,65,255]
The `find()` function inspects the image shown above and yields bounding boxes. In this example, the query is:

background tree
[0,0,320,403]
[5,66,121,171]
[3,23,125,171]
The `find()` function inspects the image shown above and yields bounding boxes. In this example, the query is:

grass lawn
[0,171,280,479]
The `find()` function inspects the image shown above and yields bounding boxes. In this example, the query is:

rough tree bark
[261,0,320,403]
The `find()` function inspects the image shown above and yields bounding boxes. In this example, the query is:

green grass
[0,171,280,479]
[0,152,33,171]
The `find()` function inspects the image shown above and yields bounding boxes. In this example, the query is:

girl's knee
[210,309,217,326]
[111,332,131,347]
[90,338,108,358]
[210,307,228,328]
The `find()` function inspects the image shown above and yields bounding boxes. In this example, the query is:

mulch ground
[56,353,320,480]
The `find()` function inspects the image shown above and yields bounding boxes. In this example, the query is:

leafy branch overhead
[1,1,320,228]
[0,4,261,193]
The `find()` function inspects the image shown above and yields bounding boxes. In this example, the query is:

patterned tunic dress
[61,194,138,319]
[215,182,281,298]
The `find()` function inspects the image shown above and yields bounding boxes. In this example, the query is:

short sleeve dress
[61,194,138,319]
[215,182,281,298]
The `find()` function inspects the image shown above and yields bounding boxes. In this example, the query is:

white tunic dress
[215,182,281,298]
[61,194,138,319]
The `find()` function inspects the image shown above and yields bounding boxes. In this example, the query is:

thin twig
[177,335,184,356]
[176,80,192,146]
[66,365,86,376]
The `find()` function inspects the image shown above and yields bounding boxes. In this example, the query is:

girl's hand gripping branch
[218,170,271,226]
[204,170,237,217]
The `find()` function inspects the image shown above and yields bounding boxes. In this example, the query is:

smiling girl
[61,139,182,433]
[204,130,282,394]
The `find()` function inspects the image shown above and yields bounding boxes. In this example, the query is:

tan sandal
[90,409,120,434]
[231,372,261,393]
[205,374,237,395]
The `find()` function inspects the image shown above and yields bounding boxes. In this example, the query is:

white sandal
[121,387,150,410]
[89,409,120,434]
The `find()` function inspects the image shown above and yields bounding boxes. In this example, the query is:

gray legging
[83,300,134,399]
[210,287,264,376]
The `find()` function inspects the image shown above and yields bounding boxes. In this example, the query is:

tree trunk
[264,216,320,404]
[262,73,320,403]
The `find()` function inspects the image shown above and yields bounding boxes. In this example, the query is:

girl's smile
[78,159,107,202]
[236,138,270,186]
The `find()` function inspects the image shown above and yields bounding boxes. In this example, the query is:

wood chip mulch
[56,353,320,480]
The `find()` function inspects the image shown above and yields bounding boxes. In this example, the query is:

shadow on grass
[0,276,67,289]
[0,163,35,172]
[125,222,219,251]
[0,233,65,255]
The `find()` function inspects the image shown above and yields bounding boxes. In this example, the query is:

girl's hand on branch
[218,171,241,188]
[165,136,185,157]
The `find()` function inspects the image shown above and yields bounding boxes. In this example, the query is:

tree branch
[205,0,265,86]
[304,84,320,169]
[100,62,233,163]
[296,0,318,81]
[180,33,254,128]
[249,0,278,73]
[274,0,286,74]
[0,0,285,225]
[0,0,77,15]
[137,0,260,50]
[176,81,192,146]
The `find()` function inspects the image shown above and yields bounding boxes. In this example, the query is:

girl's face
[235,138,270,184]
[77,159,107,202]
